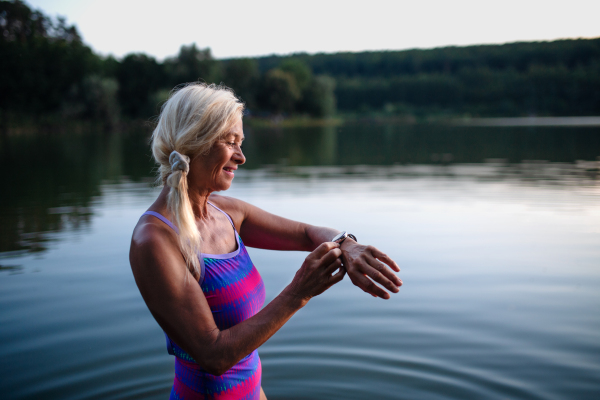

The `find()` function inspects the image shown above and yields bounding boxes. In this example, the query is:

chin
[215,183,232,192]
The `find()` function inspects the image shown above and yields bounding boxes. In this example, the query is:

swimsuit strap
[142,211,179,234]
[207,201,237,232]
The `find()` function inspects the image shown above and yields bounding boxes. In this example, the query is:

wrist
[340,237,357,251]
[281,286,310,309]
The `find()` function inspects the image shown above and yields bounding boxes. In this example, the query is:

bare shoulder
[131,215,178,256]
[129,215,185,288]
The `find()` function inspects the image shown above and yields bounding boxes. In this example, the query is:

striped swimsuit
[142,202,266,399]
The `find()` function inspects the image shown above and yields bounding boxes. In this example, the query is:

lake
[1,122,599,399]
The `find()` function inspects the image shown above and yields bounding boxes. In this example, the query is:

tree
[279,59,312,92]
[165,43,220,86]
[258,69,301,115]
[115,53,165,118]
[300,75,336,117]
[0,0,100,116]
[222,58,260,110]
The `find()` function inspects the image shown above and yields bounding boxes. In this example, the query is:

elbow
[207,364,230,377]
[198,357,234,376]
[190,332,236,376]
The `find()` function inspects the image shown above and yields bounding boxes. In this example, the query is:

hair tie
[169,151,190,174]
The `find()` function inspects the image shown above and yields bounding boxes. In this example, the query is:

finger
[370,247,401,272]
[361,257,401,293]
[310,242,340,259]
[324,258,343,275]
[320,248,342,265]
[329,266,345,284]
[366,254,403,287]
[349,270,390,299]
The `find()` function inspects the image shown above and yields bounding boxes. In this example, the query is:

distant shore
[244,115,600,128]
[4,115,600,135]
[451,116,600,127]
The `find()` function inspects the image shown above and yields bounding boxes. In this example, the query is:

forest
[1,0,599,128]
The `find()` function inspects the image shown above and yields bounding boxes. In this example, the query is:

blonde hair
[151,83,244,278]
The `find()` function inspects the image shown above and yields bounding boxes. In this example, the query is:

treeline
[1,0,599,127]
[257,39,600,116]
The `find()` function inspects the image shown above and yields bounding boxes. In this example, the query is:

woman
[129,83,402,399]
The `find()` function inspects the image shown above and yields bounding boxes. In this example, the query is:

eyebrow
[222,131,244,140]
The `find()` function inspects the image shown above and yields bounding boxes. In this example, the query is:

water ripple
[260,344,549,400]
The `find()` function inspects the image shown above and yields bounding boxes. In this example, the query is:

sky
[26,0,600,60]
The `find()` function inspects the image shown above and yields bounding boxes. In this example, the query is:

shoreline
[451,116,600,127]
[3,115,600,136]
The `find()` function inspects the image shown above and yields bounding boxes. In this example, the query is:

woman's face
[188,116,246,193]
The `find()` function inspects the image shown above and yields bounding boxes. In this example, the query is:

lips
[223,166,236,177]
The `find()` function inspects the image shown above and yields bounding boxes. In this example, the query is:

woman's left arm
[212,195,402,299]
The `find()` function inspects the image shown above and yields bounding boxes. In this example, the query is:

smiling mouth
[223,167,236,173]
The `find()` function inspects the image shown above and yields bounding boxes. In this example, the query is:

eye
[226,141,243,149]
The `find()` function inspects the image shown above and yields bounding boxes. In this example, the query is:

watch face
[331,231,347,243]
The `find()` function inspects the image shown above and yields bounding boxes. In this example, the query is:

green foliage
[0,0,101,116]
[333,59,600,116]
[255,39,600,116]
[148,89,172,117]
[0,0,80,43]
[164,43,220,86]
[299,75,336,117]
[115,53,165,118]
[62,75,119,126]
[221,58,260,109]
[258,69,301,114]
[279,59,312,91]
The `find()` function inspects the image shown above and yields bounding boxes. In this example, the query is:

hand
[340,240,402,299]
[287,242,345,303]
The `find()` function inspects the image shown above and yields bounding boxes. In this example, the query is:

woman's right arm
[130,220,343,376]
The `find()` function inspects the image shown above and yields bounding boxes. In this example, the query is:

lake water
[1,122,599,399]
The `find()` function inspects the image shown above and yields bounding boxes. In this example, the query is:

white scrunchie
[169,151,190,174]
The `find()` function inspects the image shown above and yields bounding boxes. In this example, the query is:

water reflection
[1,123,599,258]
[0,125,154,257]
[239,161,600,188]
[243,125,339,167]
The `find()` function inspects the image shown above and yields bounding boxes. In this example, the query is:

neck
[156,185,213,220]
[187,186,212,219]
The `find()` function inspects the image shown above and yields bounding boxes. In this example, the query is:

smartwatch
[331,231,357,244]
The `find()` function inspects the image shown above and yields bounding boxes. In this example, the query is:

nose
[233,145,246,165]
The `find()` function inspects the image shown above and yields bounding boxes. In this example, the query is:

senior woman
[129,83,402,400]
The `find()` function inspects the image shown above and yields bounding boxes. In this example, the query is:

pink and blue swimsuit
[142,202,266,399]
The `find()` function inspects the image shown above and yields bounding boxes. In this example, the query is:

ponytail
[166,151,201,278]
